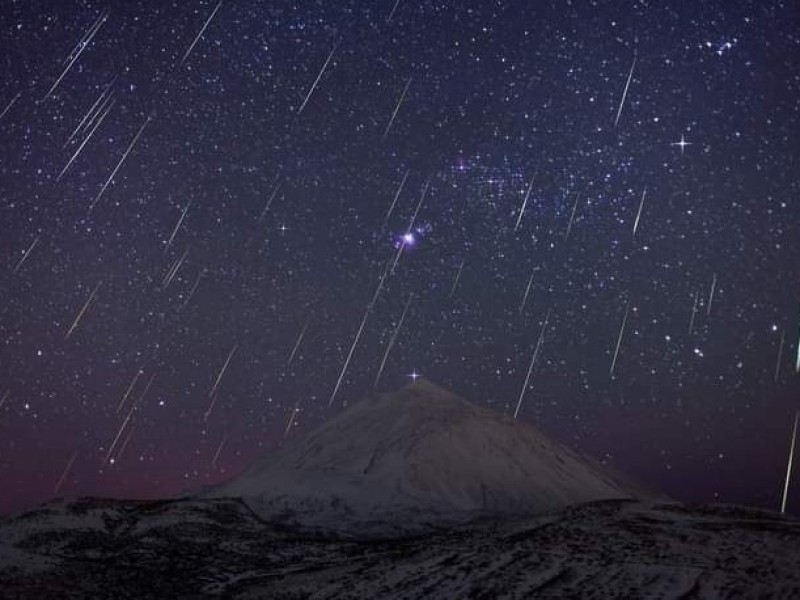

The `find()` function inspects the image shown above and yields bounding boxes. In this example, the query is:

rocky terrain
[2,496,799,598]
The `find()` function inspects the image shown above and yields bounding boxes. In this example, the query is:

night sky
[1,0,799,516]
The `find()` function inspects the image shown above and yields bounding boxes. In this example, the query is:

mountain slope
[207,379,650,534]
[2,497,799,599]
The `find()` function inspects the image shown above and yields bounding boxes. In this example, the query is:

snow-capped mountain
[2,382,799,598]
[206,379,652,535]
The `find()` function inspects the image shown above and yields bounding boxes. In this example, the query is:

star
[670,134,693,154]
[407,369,421,382]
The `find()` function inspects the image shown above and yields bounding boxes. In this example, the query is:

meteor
[688,290,699,334]
[13,235,40,274]
[258,178,282,222]
[564,191,581,240]
[387,0,402,22]
[209,344,237,399]
[165,199,192,252]
[781,411,799,514]
[706,274,717,316]
[514,308,551,419]
[44,11,108,99]
[383,76,412,139]
[212,433,228,467]
[284,402,301,439]
[381,169,410,234]
[391,175,430,272]
[296,41,338,115]
[610,300,630,378]
[449,260,465,297]
[374,294,413,387]
[66,281,102,339]
[54,451,79,494]
[162,248,189,288]
[63,78,116,148]
[632,187,646,237]
[104,374,154,465]
[287,321,309,366]
[329,302,371,407]
[58,96,115,180]
[614,55,636,127]
[514,174,536,230]
[116,370,142,414]
[181,0,224,64]
[0,92,21,123]
[775,329,785,383]
[519,271,535,314]
[89,112,152,213]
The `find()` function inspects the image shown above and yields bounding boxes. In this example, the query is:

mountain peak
[207,381,650,535]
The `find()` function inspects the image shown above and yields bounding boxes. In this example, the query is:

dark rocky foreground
[1,497,799,599]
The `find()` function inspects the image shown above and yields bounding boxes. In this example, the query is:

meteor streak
[13,235,40,274]
[165,199,192,252]
[284,402,301,439]
[104,374,154,465]
[374,294,413,387]
[391,176,430,271]
[58,96,115,180]
[181,0,223,64]
[449,260,465,297]
[383,76,412,139]
[514,308,551,419]
[381,169,410,234]
[116,370,142,414]
[781,411,799,514]
[0,92,21,122]
[63,79,115,148]
[329,267,393,406]
[287,321,309,366]
[44,11,108,99]
[182,269,204,309]
[209,344,237,399]
[519,272,535,314]
[775,329,785,383]
[89,112,152,213]
[66,281,102,339]
[296,41,338,115]
[688,290,699,334]
[54,451,78,494]
[564,191,581,240]
[795,318,800,374]
[387,0,402,22]
[212,433,228,467]
[329,302,371,407]
[633,187,646,237]
[117,425,136,461]
[162,248,189,288]
[514,174,536,230]
[614,55,636,127]
[706,274,717,316]
[610,300,630,378]
[258,178,282,221]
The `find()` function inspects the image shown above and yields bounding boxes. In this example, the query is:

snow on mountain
[3,497,800,598]
[207,379,651,534]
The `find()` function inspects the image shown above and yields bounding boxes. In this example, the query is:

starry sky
[1,0,799,516]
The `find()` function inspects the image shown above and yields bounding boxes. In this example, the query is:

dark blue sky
[1,0,799,515]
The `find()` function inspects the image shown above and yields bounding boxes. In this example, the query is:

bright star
[408,368,421,382]
[671,134,693,154]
